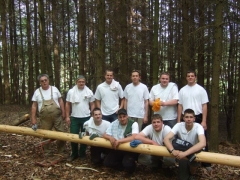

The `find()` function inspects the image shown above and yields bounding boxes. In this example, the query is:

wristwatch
[168,148,174,154]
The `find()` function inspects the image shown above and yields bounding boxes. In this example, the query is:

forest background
[0,0,240,152]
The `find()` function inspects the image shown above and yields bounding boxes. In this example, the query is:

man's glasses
[40,79,48,83]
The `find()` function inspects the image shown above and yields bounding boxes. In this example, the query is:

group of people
[31,70,211,179]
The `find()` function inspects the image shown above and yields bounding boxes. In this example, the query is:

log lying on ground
[0,125,239,168]
[11,114,30,126]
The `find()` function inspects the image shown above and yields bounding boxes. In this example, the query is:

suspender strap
[38,86,53,100]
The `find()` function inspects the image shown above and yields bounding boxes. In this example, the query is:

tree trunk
[52,0,60,90]
[181,0,190,88]
[0,0,11,104]
[152,0,159,85]
[78,0,86,75]
[209,0,223,151]
[96,0,105,85]
[197,0,205,86]
[26,0,34,104]
[119,0,128,88]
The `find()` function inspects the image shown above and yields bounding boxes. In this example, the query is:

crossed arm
[163,131,206,159]
[103,133,137,149]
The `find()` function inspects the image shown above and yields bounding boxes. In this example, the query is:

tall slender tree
[0,0,11,104]
[209,0,223,151]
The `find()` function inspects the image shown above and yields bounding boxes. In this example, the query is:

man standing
[124,70,149,131]
[31,74,65,153]
[103,108,139,173]
[83,108,110,164]
[65,75,95,161]
[149,72,179,128]
[177,70,211,170]
[164,109,206,180]
[133,114,174,169]
[95,70,124,122]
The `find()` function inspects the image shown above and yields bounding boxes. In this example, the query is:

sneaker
[67,156,78,162]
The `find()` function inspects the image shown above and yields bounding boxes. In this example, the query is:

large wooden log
[11,114,30,126]
[0,125,239,168]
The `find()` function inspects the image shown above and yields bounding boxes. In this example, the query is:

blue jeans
[102,113,118,123]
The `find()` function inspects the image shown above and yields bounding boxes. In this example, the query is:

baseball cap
[118,108,127,115]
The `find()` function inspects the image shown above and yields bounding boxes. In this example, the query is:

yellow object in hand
[152,98,161,112]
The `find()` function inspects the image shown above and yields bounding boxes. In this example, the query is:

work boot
[67,155,78,162]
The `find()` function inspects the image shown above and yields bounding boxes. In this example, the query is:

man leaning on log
[103,108,139,174]
[164,108,206,180]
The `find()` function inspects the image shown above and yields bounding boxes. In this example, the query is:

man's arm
[177,134,206,159]
[135,132,159,145]
[114,133,137,149]
[65,101,71,125]
[124,98,128,109]
[143,99,149,123]
[95,99,101,109]
[119,98,124,109]
[177,104,183,123]
[103,132,117,148]
[161,99,178,106]
[201,103,208,130]
[90,101,95,112]
[58,98,65,119]
[149,100,154,106]
[31,102,38,125]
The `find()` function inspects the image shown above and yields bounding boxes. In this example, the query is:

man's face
[151,119,163,132]
[131,72,140,85]
[118,114,128,126]
[105,71,113,84]
[93,110,102,123]
[160,74,170,87]
[186,73,196,85]
[76,78,85,89]
[39,76,49,89]
[183,113,195,126]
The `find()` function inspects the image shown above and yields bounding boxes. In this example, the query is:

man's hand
[62,113,65,119]
[109,137,117,147]
[143,116,148,123]
[151,141,159,146]
[31,124,38,131]
[172,150,180,157]
[176,151,187,159]
[66,117,71,126]
[113,140,121,149]
[201,121,207,130]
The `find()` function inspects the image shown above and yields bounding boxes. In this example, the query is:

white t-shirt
[141,124,171,145]
[124,83,149,118]
[83,117,110,137]
[105,119,139,140]
[32,86,61,111]
[66,88,94,118]
[95,82,123,115]
[150,82,179,120]
[171,122,204,145]
[178,84,209,115]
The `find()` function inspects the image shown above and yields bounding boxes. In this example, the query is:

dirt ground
[0,105,239,180]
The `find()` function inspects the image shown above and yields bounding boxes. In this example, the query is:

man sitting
[164,109,206,180]
[83,108,110,164]
[133,114,174,169]
[103,108,139,173]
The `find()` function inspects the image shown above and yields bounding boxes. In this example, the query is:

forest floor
[0,105,239,180]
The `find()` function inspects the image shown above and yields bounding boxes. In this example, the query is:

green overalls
[39,86,65,153]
